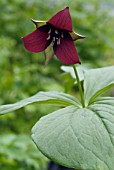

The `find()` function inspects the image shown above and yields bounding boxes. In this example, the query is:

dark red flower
[22,7,85,65]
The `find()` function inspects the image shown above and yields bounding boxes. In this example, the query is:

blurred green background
[0,0,114,169]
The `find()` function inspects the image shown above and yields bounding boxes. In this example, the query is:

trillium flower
[22,7,85,65]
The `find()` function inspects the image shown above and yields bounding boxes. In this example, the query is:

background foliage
[0,0,114,169]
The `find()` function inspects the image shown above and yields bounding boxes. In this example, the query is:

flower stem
[73,65,85,107]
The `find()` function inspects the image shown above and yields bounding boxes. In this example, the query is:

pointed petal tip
[79,61,81,64]
[31,19,47,28]
[73,59,81,65]
[31,18,34,21]
[31,18,38,28]
[70,32,86,41]
[82,35,86,39]
[31,18,35,23]
[48,7,72,32]
[79,35,86,40]
[66,60,81,65]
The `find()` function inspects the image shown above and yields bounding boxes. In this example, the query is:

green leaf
[0,91,80,115]
[92,97,114,105]
[61,65,85,82]
[84,66,114,106]
[32,101,114,170]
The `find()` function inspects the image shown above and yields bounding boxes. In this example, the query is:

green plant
[1,1,114,170]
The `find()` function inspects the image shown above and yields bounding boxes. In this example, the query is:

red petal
[22,25,49,53]
[53,33,80,65]
[48,7,72,32]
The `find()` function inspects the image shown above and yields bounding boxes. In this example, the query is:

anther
[53,37,55,41]
[61,32,64,38]
[47,34,50,40]
[48,29,51,34]
[55,29,58,34]
[57,38,60,45]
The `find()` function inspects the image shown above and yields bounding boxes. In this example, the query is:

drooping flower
[22,7,85,65]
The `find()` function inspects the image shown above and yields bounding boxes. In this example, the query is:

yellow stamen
[55,29,58,34]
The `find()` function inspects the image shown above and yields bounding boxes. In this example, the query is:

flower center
[46,28,64,46]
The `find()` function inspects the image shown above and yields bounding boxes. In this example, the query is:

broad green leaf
[92,97,114,105]
[84,66,114,106]
[32,102,114,170]
[0,91,80,115]
[61,65,85,82]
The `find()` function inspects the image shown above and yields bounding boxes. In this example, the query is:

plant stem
[73,65,85,107]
